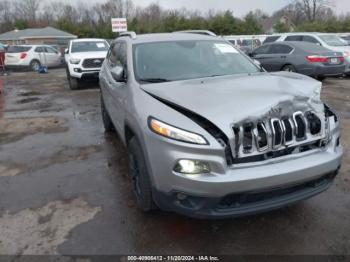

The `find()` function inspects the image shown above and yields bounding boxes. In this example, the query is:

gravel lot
[0,69,349,255]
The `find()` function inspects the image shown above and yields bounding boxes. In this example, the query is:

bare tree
[0,0,14,32]
[14,0,40,23]
[298,0,332,22]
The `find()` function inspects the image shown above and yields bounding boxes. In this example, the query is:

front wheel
[282,64,296,73]
[101,94,114,132]
[66,67,79,90]
[128,137,157,212]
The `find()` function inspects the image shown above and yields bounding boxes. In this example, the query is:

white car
[65,38,109,90]
[265,33,350,75]
[5,45,62,71]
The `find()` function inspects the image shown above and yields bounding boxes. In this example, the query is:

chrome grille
[82,58,104,68]
[293,112,307,140]
[231,111,324,161]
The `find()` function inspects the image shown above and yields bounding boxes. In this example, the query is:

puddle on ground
[0,198,101,255]
[16,97,41,104]
[36,145,103,169]
[0,93,4,120]
[0,162,26,177]
[0,116,68,144]
[19,91,43,97]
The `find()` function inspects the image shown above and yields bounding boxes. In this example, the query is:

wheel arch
[124,123,136,147]
[281,63,296,71]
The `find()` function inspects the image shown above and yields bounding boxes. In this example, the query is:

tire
[316,76,326,82]
[30,60,41,71]
[128,137,157,212]
[282,64,297,73]
[66,67,79,90]
[100,94,114,132]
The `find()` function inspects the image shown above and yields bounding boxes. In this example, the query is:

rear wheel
[128,137,157,212]
[30,60,41,71]
[282,64,296,73]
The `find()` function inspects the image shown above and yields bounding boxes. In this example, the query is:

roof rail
[173,30,217,37]
[119,31,137,39]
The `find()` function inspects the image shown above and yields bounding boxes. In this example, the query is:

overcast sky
[56,0,350,17]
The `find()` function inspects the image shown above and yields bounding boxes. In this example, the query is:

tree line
[0,0,349,38]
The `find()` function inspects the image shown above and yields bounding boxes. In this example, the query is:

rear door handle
[281,56,287,58]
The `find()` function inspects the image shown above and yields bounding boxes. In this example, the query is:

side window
[35,47,44,53]
[118,43,127,68]
[269,44,293,54]
[45,47,58,54]
[108,43,119,67]
[108,42,127,68]
[302,35,320,44]
[254,45,270,55]
[285,35,302,41]
[263,36,280,44]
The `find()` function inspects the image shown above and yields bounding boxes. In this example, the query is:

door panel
[103,42,128,135]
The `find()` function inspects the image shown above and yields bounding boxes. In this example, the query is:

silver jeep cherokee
[99,32,342,219]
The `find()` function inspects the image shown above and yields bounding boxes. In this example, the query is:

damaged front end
[228,94,340,166]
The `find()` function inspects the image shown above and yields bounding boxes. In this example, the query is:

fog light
[174,160,210,174]
[177,193,187,200]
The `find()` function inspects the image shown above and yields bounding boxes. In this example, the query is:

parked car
[5,45,62,71]
[340,35,350,45]
[263,33,350,75]
[250,41,345,80]
[224,37,241,47]
[174,30,217,37]
[65,38,110,90]
[99,32,342,218]
[239,38,262,54]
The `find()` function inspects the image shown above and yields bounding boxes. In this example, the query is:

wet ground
[0,69,349,255]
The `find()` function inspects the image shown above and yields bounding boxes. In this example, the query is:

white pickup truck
[65,38,109,90]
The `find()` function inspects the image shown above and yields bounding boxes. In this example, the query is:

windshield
[318,35,347,47]
[71,41,109,53]
[133,40,259,82]
[7,46,32,53]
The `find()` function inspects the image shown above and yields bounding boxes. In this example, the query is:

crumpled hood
[142,72,323,134]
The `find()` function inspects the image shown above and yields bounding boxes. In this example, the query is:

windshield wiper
[139,78,171,83]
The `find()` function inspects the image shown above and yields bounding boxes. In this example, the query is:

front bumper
[68,64,101,79]
[144,118,342,218]
[298,64,345,77]
[153,170,339,219]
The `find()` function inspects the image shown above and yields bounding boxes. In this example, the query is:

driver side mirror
[64,49,68,54]
[253,59,264,72]
[111,65,126,82]
[253,59,261,67]
[248,52,255,57]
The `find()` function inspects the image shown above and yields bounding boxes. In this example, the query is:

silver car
[99,32,343,219]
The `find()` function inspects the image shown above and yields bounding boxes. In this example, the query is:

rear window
[7,46,32,53]
[263,36,280,44]
[285,35,303,41]
[297,42,328,52]
[318,35,346,47]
